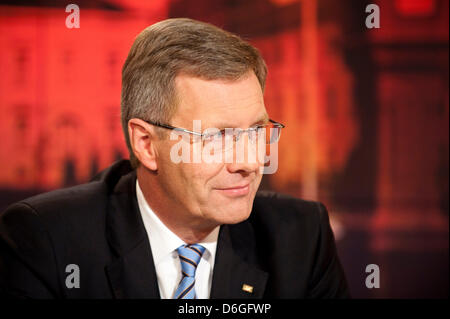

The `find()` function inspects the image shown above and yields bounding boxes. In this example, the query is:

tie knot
[177,244,205,278]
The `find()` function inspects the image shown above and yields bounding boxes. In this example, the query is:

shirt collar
[136,179,219,265]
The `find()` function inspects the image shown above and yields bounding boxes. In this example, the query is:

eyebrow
[213,114,269,130]
[250,113,270,126]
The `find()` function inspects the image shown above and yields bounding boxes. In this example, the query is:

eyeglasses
[142,118,285,152]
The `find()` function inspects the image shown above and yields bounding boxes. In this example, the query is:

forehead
[172,72,267,128]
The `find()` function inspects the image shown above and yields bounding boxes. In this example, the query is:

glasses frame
[142,118,285,144]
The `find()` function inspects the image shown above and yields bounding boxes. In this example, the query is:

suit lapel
[104,171,160,299]
[210,223,268,299]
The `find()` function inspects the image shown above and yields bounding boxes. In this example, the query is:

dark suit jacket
[0,160,349,299]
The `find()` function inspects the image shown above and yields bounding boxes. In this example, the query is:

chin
[214,201,253,225]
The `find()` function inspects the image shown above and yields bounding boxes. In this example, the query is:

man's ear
[128,118,158,171]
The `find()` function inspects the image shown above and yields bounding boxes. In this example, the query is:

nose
[225,132,262,174]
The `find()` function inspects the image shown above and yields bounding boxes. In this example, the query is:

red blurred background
[0,0,448,298]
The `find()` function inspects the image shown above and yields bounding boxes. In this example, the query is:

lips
[215,184,250,196]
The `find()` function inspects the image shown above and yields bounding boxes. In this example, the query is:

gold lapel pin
[242,284,254,294]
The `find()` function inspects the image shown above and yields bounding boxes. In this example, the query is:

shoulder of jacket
[252,190,327,226]
[0,160,134,224]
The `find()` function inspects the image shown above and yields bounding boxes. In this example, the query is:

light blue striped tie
[173,244,206,299]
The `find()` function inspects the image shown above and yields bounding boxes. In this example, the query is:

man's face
[155,71,268,229]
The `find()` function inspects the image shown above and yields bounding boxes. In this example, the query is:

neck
[136,166,217,244]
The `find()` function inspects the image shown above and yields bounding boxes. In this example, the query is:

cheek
[163,162,224,205]
[189,163,225,195]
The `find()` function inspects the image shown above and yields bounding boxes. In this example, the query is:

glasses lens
[201,124,283,153]
[223,129,237,152]
[260,125,281,144]
[202,130,224,149]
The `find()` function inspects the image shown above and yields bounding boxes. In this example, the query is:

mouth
[214,184,250,197]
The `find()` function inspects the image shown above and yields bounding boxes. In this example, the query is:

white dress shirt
[136,180,219,299]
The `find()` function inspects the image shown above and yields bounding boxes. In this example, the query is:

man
[0,18,349,299]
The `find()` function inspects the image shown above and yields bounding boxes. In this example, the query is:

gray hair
[121,18,267,168]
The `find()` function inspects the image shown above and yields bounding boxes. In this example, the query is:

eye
[203,129,224,141]
[217,130,226,138]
